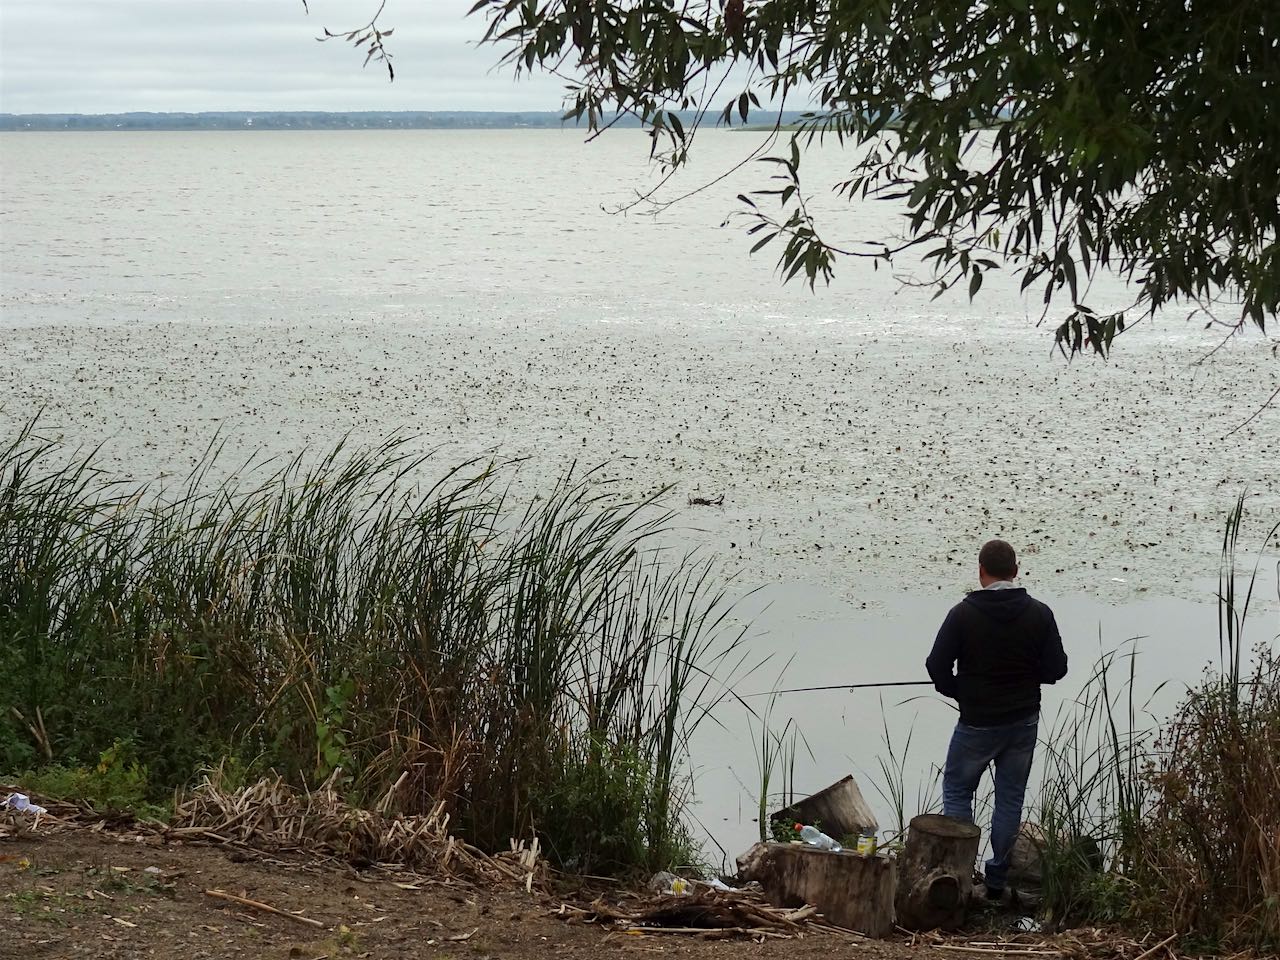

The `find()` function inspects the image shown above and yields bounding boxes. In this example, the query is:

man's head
[978,539,1018,585]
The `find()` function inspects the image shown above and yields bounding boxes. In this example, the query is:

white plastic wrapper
[2,793,48,816]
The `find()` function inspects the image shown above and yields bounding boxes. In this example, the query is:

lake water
[2,130,1277,861]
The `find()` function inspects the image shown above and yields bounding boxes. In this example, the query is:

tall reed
[0,422,747,874]
[1035,496,1280,947]
[751,679,809,843]
[1035,644,1151,923]
[1124,498,1280,945]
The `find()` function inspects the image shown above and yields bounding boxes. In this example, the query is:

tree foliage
[336,2,1280,355]
[305,0,396,80]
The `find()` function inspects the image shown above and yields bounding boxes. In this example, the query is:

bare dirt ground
[0,819,1073,960]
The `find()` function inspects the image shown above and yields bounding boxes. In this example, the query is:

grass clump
[1122,497,1280,946]
[18,739,167,820]
[0,421,745,876]
[1036,647,1148,924]
[1133,647,1280,945]
[1036,497,1280,949]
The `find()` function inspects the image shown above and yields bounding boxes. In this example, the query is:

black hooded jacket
[925,587,1068,727]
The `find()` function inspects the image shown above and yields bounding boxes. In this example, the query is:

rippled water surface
[3,130,1277,858]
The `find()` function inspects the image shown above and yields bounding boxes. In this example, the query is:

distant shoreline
[0,110,809,132]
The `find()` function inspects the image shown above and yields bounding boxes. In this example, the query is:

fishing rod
[743,680,935,698]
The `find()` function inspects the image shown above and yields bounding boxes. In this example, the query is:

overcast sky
[0,1,571,113]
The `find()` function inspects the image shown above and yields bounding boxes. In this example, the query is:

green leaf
[750,232,777,254]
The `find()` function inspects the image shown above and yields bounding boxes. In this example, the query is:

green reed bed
[0,423,746,875]
[1035,497,1280,949]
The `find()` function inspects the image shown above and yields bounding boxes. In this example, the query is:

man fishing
[926,539,1068,902]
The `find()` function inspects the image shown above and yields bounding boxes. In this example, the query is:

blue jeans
[941,714,1038,891]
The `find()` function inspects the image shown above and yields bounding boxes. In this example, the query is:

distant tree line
[0,110,807,132]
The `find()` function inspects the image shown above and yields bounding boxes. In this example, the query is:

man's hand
[926,608,962,698]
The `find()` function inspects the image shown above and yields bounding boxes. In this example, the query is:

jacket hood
[962,587,1031,622]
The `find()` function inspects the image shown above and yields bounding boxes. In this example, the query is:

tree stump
[1008,822,1046,908]
[752,843,896,938]
[770,775,879,839]
[894,814,980,930]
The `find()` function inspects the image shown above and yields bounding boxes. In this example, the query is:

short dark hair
[979,539,1017,578]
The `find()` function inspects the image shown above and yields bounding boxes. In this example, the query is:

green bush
[21,740,167,819]
[532,737,683,876]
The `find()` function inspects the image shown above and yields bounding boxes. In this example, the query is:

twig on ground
[203,888,325,928]
[1132,934,1178,960]
[933,947,1063,957]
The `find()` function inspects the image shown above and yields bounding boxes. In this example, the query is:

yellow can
[855,833,878,857]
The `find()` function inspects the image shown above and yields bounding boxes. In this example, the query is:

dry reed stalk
[1131,935,1178,960]
[170,772,543,889]
[203,888,324,928]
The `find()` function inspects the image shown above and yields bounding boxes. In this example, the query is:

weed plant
[751,680,809,843]
[0,422,746,875]
[871,701,943,844]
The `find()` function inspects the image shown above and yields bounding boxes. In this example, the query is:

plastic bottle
[797,823,842,852]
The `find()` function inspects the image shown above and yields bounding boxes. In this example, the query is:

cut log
[770,775,879,839]
[894,814,980,931]
[752,842,895,938]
